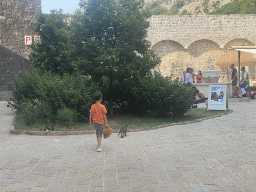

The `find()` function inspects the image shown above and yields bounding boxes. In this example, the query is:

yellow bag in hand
[103,126,113,139]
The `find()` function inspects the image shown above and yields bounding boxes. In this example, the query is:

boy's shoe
[96,146,103,152]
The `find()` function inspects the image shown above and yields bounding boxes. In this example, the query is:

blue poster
[210,87,224,104]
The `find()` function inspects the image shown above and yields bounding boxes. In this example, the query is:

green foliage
[71,0,160,113]
[126,72,195,117]
[73,0,159,79]
[180,9,192,15]
[169,6,179,15]
[146,1,159,9]
[145,2,169,15]
[176,0,185,8]
[197,9,201,14]
[30,10,74,76]
[212,1,220,9]
[57,107,76,126]
[202,0,209,7]
[10,69,99,121]
[204,8,209,14]
[210,0,256,14]
[15,99,51,126]
[169,0,185,15]
[152,5,169,15]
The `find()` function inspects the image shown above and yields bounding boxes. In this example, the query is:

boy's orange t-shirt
[90,103,107,124]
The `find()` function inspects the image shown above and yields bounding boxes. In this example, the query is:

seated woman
[196,71,203,83]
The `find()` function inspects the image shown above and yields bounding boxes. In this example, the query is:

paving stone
[90,178,103,187]
[131,181,147,191]
[17,188,33,192]
[19,181,38,189]
[45,182,63,191]
[88,187,103,192]
[31,187,48,191]
[74,185,89,192]
[1,101,256,192]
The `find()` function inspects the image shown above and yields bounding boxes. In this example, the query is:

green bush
[9,69,99,122]
[121,72,195,117]
[16,99,51,125]
[57,107,76,127]
[210,0,256,14]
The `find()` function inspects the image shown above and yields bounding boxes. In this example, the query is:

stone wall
[0,0,41,97]
[147,15,256,82]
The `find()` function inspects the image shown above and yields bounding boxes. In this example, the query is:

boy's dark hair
[93,92,103,101]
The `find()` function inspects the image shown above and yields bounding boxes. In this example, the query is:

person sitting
[196,70,203,83]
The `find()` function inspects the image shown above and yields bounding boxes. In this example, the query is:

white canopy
[230,46,256,58]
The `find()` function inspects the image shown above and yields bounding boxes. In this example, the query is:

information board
[207,85,228,111]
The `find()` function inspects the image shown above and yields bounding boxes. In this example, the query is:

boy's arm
[89,112,93,128]
[103,114,109,127]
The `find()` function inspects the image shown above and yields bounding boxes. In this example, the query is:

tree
[30,10,75,76]
[145,2,169,15]
[210,0,256,14]
[70,0,160,117]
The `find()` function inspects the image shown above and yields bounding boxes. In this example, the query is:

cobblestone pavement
[0,99,256,192]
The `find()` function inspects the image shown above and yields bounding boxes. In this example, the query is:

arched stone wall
[151,40,184,57]
[224,39,254,50]
[147,15,256,83]
[188,39,219,57]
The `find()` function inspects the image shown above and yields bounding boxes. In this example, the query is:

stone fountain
[201,70,221,83]
[193,69,232,98]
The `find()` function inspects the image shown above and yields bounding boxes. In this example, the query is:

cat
[45,121,54,132]
[118,125,128,138]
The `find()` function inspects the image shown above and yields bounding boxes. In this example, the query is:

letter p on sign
[25,36,32,45]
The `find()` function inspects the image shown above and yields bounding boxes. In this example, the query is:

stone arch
[188,39,220,57]
[151,40,184,58]
[224,38,255,50]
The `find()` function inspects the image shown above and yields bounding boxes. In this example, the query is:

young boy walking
[89,92,108,152]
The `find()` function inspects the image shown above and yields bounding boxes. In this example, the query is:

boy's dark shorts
[93,123,104,137]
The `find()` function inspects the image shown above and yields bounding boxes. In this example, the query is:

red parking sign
[25,36,32,45]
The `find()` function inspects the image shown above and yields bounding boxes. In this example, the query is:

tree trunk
[109,69,114,119]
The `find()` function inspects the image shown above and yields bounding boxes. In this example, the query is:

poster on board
[208,85,228,110]
[210,86,225,104]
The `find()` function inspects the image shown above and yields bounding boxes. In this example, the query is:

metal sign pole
[238,51,240,83]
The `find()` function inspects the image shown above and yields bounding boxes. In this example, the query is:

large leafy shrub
[16,99,51,126]
[9,69,99,121]
[57,107,76,127]
[125,72,194,117]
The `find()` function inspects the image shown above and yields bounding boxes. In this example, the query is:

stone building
[0,0,41,100]
[146,15,256,83]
